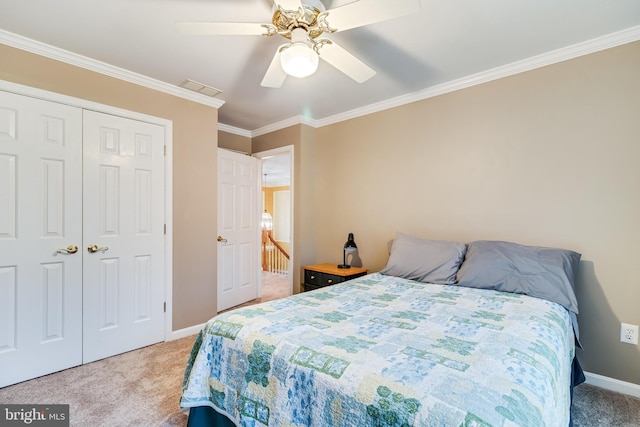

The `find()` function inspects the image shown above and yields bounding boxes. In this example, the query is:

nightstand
[302,263,368,292]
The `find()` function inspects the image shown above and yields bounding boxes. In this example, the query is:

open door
[217,148,261,312]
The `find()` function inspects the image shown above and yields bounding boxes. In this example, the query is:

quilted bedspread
[180,273,575,426]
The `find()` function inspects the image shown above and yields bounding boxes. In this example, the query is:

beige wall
[219,130,251,154]
[0,44,220,331]
[310,41,640,385]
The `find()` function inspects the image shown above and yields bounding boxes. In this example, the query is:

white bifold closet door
[82,110,165,364]
[0,91,165,387]
[0,91,83,387]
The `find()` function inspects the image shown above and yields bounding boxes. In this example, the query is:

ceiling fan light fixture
[280,42,319,78]
[280,27,319,78]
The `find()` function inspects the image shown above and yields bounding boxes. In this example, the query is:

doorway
[254,146,294,301]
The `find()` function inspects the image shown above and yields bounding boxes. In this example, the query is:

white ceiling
[262,153,292,188]
[1,1,639,134]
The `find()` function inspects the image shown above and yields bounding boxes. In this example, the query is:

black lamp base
[337,264,351,269]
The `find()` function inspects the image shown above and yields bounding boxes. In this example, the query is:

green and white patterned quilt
[180,273,574,426]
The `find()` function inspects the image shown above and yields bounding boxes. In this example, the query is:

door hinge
[164,145,167,156]
[164,302,166,313]
[164,224,166,235]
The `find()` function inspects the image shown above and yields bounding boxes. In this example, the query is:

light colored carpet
[261,271,291,301]
[573,382,640,426]
[221,271,291,313]
[0,335,194,426]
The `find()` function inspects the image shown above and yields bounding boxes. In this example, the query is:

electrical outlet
[620,323,639,345]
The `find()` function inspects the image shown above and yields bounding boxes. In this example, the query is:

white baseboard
[584,371,640,398]
[168,323,205,341]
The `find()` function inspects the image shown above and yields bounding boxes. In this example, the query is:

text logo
[0,405,69,426]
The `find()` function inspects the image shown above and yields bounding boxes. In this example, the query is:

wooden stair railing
[262,229,290,274]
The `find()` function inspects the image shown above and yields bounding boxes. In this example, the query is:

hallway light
[262,173,273,230]
[262,212,273,230]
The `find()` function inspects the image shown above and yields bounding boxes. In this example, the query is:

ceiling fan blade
[176,22,268,36]
[261,48,288,88]
[274,0,303,11]
[323,0,421,32]
[319,41,376,83]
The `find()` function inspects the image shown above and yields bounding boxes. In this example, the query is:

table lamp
[337,233,357,269]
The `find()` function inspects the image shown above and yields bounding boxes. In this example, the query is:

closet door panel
[82,110,165,364]
[0,90,83,388]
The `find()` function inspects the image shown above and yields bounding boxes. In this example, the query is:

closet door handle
[87,244,109,253]
[57,245,78,254]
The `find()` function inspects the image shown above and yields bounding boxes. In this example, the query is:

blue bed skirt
[569,356,586,427]
[187,406,235,427]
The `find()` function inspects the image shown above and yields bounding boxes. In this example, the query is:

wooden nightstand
[302,263,368,292]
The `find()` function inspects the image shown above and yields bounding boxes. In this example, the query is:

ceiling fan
[176,0,421,88]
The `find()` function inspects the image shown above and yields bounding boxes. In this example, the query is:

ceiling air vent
[179,79,223,97]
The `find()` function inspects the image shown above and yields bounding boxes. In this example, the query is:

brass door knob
[87,244,109,253]
[217,236,227,243]
[56,245,78,254]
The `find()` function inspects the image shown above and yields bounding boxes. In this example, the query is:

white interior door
[217,149,260,312]
[82,110,165,363]
[0,91,83,387]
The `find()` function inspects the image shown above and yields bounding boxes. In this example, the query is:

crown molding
[221,24,640,137]
[313,24,640,129]
[250,115,320,138]
[0,29,225,109]
[218,123,252,138]
[3,23,636,137]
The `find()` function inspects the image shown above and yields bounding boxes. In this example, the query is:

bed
[180,236,585,426]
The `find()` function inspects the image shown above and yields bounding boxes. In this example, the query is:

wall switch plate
[620,323,639,345]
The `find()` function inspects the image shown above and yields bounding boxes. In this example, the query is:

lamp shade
[344,233,357,250]
[280,28,319,78]
[261,211,273,230]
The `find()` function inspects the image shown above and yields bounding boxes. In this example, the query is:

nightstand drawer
[304,269,321,286]
[320,273,341,287]
[303,264,368,292]
[303,282,323,292]
[303,271,343,291]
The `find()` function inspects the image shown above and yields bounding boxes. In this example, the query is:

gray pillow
[381,233,467,285]
[456,240,580,314]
